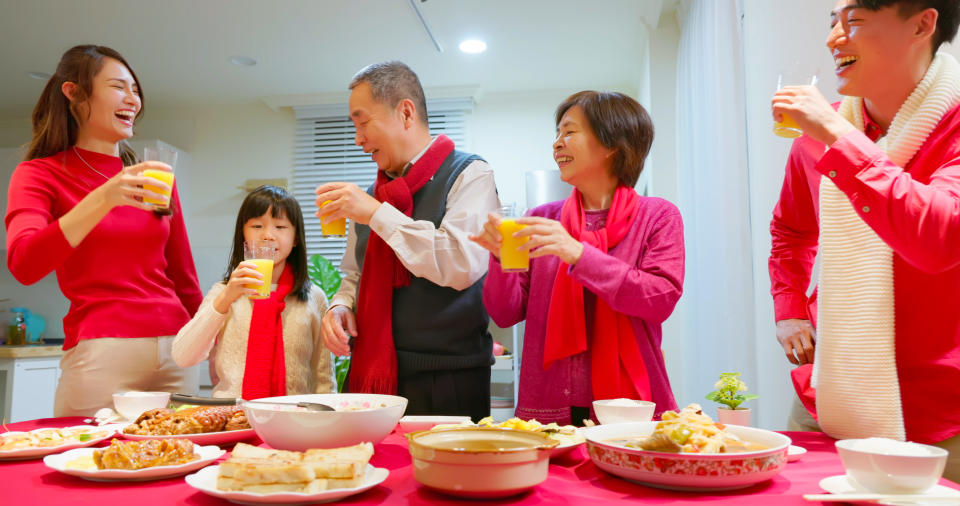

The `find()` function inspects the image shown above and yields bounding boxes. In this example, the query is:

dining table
[3,416,958,505]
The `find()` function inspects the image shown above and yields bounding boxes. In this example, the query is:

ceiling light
[458,39,487,54]
[228,55,257,67]
[28,72,51,80]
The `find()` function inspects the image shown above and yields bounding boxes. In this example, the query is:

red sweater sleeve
[164,187,203,316]
[4,162,75,285]
[769,141,820,322]
[815,130,960,274]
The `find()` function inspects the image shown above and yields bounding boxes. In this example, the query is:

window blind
[291,98,472,268]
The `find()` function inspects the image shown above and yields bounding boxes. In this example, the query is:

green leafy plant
[308,253,349,392]
[705,372,758,410]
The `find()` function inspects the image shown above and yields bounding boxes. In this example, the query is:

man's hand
[776,318,816,365]
[314,182,381,225]
[771,85,856,146]
[321,305,357,357]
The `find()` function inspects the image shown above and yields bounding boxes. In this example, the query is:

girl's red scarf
[350,135,455,394]
[543,185,652,401]
[241,262,293,400]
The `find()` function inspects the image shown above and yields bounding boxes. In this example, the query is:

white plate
[121,425,257,446]
[185,464,388,505]
[787,444,807,462]
[43,444,224,481]
[0,425,121,461]
[819,475,960,505]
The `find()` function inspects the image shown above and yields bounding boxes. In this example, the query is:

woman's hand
[468,213,504,258]
[91,161,173,212]
[516,216,584,265]
[212,261,263,313]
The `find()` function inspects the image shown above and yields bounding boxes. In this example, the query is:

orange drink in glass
[319,200,346,236]
[244,240,276,299]
[498,213,529,273]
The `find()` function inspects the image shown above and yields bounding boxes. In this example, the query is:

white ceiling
[0,0,677,115]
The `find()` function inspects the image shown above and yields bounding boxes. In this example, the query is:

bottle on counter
[7,310,26,346]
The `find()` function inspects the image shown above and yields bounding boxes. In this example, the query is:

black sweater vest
[353,149,493,376]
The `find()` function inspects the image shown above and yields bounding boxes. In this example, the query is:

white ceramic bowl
[835,438,948,494]
[582,421,790,491]
[241,393,407,451]
[407,427,558,498]
[398,415,472,433]
[112,391,171,420]
[592,399,656,425]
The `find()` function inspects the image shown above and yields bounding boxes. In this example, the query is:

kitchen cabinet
[0,346,63,423]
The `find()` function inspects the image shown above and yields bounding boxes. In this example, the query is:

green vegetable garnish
[670,426,692,445]
[78,433,91,442]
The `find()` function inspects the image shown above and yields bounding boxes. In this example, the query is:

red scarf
[241,263,293,400]
[543,185,652,401]
[350,135,455,394]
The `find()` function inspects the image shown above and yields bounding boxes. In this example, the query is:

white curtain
[674,0,759,421]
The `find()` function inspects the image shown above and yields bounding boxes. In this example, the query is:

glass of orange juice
[497,204,529,272]
[774,69,818,139]
[244,240,276,299]
[142,145,177,211]
[319,200,347,236]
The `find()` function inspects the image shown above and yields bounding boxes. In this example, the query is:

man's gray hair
[349,61,429,126]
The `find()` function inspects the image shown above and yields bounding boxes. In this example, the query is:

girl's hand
[468,213,504,258]
[92,161,173,212]
[212,261,263,313]
[516,216,584,265]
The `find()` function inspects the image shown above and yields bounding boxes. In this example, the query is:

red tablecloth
[3,417,958,505]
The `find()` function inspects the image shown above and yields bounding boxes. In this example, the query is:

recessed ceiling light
[228,55,257,67]
[28,72,51,80]
[458,39,487,54]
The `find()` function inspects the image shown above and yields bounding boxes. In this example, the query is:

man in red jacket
[769,0,960,480]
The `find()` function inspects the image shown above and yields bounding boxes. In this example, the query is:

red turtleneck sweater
[5,147,202,349]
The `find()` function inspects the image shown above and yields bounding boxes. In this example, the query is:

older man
[769,0,960,479]
[315,61,500,420]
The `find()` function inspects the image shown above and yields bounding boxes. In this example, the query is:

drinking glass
[497,203,529,272]
[243,240,276,299]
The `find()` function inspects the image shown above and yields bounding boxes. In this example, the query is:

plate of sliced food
[122,405,256,445]
[0,425,120,460]
[184,442,387,505]
[43,438,224,481]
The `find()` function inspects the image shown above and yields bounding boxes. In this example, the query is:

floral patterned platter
[581,421,791,491]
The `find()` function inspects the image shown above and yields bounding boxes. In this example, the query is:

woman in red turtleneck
[4,45,202,416]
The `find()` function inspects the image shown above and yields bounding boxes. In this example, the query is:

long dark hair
[224,185,309,302]
[26,45,143,166]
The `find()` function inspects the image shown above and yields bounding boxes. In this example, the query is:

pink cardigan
[483,197,684,425]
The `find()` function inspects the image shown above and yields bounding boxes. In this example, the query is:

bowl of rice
[835,437,948,494]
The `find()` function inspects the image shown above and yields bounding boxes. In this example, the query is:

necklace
[72,146,111,181]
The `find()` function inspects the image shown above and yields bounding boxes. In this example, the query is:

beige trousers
[54,336,198,417]
[788,395,960,482]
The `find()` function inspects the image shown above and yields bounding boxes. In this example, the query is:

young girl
[5,45,202,416]
[172,185,334,399]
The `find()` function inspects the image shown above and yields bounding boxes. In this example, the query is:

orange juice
[247,258,274,299]
[774,113,802,138]
[319,200,346,236]
[142,169,175,207]
[498,219,529,272]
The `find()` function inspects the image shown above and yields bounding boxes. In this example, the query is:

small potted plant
[705,372,758,426]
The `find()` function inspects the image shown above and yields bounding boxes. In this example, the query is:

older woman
[471,91,684,425]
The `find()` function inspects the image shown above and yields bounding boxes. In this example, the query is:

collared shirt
[331,137,500,309]
[768,101,960,443]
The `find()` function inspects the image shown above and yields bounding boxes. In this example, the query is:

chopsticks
[804,493,960,503]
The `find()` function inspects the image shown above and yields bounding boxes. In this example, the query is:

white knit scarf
[815,53,960,441]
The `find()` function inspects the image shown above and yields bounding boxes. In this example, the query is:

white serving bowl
[398,415,472,433]
[112,391,171,420]
[592,399,656,425]
[582,421,791,491]
[835,438,948,494]
[407,427,558,498]
[241,393,407,451]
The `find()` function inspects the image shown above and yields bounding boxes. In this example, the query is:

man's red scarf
[242,262,293,400]
[543,185,652,401]
[350,135,455,394]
